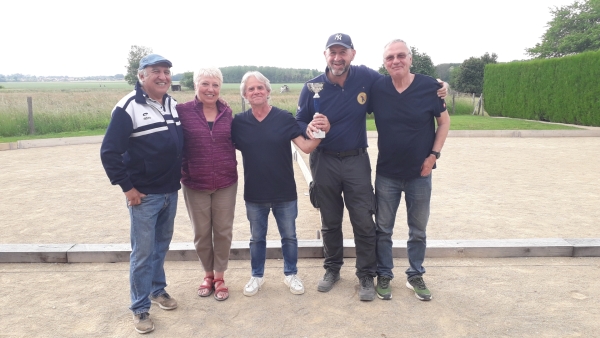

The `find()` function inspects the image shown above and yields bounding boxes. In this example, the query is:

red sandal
[213,278,229,301]
[198,276,214,297]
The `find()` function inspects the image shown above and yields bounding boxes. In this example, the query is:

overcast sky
[1,0,576,77]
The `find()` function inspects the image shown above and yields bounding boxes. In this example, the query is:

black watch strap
[430,151,440,159]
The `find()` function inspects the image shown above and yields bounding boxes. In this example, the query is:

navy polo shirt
[296,65,381,152]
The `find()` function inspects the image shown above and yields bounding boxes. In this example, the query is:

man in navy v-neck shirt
[370,39,450,302]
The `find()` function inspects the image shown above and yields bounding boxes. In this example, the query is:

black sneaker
[376,276,392,300]
[317,269,340,292]
[358,276,376,301]
[406,276,432,301]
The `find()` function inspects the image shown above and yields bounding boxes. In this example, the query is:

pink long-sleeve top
[177,98,237,191]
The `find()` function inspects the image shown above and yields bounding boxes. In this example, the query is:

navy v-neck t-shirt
[231,106,303,203]
[370,74,446,180]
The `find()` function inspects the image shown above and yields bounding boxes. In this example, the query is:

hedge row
[483,50,600,126]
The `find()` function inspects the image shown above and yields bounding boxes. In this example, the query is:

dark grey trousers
[309,149,377,278]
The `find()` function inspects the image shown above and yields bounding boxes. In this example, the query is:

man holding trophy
[297,33,382,301]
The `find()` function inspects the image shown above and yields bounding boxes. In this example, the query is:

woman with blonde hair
[177,67,237,301]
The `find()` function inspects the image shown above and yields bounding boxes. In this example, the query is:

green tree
[454,52,498,94]
[526,0,600,58]
[180,72,194,90]
[435,63,461,82]
[124,45,153,86]
[410,47,437,77]
[378,64,388,75]
[377,46,437,77]
[448,66,461,89]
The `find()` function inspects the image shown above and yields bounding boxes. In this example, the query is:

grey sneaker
[133,312,154,334]
[376,276,392,300]
[406,276,432,301]
[359,276,376,301]
[150,292,178,310]
[317,269,340,292]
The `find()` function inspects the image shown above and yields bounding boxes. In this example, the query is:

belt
[317,147,366,158]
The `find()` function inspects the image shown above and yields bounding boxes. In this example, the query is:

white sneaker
[284,274,305,295]
[243,277,264,296]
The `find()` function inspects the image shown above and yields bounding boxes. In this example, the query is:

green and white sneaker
[406,276,432,301]
[376,276,392,300]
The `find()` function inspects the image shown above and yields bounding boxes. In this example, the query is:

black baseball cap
[325,33,354,49]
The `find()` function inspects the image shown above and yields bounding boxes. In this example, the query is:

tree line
[125,45,319,88]
[177,66,320,89]
[125,1,599,95]
[448,0,600,94]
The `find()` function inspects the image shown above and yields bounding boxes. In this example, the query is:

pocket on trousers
[369,189,377,215]
[309,180,320,208]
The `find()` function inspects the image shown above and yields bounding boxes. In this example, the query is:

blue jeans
[128,192,177,315]
[375,174,431,279]
[246,200,298,277]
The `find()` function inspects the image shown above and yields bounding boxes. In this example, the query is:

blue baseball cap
[138,54,172,70]
[325,33,354,49]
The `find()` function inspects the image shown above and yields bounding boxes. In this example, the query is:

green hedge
[484,50,600,126]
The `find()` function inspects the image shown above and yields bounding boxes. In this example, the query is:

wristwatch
[430,151,440,159]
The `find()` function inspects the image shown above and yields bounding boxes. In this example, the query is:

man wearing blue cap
[100,54,183,334]
[296,33,381,301]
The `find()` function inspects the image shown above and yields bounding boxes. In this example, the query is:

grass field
[0,81,583,141]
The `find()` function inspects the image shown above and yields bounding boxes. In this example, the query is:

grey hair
[137,68,148,82]
[194,67,223,88]
[383,39,412,56]
[240,71,272,102]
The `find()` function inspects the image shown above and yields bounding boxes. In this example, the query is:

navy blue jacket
[100,82,183,194]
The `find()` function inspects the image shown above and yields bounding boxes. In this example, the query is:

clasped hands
[306,113,330,140]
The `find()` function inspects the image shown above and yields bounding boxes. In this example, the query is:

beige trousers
[182,182,237,272]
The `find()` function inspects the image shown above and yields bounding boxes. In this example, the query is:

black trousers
[309,149,377,278]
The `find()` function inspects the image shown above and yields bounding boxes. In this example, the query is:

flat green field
[0,81,132,90]
[0,81,583,141]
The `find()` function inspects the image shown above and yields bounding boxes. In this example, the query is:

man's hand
[436,79,449,99]
[420,155,437,177]
[306,113,330,139]
[124,188,146,206]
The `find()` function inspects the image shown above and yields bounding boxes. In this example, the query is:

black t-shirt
[231,106,303,203]
[370,74,446,180]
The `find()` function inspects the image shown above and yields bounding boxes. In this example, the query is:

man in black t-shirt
[369,39,450,302]
[232,71,326,297]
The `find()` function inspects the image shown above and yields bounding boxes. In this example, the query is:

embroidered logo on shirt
[357,92,367,105]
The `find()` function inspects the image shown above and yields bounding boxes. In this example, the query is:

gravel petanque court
[0,134,599,337]
[1,136,599,245]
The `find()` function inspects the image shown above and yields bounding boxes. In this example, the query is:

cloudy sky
[1,0,576,77]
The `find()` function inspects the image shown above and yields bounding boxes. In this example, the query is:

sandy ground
[1,137,599,244]
[1,258,598,337]
[1,135,599,337]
